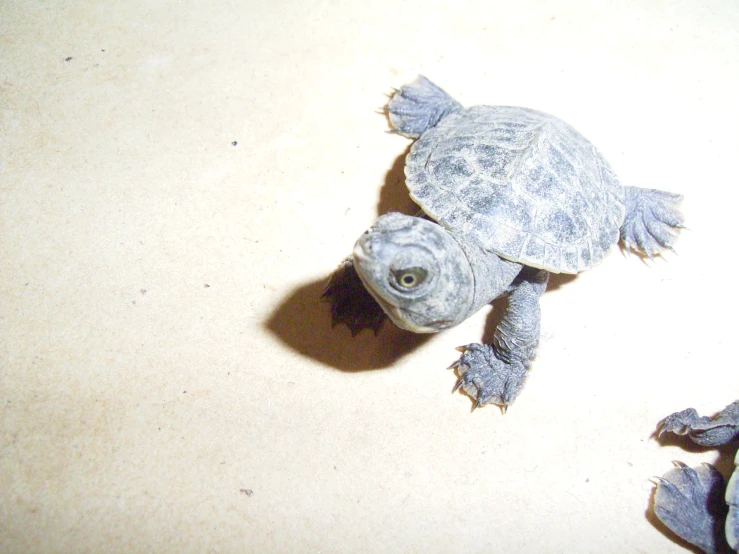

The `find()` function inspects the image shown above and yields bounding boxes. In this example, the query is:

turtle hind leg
[385,76,463,139]
[653,462,730,554]
[619,186,685,257]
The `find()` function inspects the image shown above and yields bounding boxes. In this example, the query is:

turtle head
[352,213,474,333]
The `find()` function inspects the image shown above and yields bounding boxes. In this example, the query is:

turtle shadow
[265,146,432,372]
[264,278,432,372]
[376,146,418,216]
[547,272,578,291]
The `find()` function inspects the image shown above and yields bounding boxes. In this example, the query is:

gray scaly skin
[654,401,739,553]
[324,76,685,411]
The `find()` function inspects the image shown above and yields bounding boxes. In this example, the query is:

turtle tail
[385,76,463,139]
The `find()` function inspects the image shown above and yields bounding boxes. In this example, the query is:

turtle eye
[392,267,427,290]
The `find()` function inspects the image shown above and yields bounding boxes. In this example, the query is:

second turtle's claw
[452,378,463,393]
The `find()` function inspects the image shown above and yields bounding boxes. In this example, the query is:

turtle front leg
[451,268,549,411]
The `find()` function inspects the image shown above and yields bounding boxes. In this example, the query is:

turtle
[323,76,684,410]
[653,401,739,553]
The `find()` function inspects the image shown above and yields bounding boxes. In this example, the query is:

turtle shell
[405,106,626,273]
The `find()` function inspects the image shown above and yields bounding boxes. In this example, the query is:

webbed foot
[620,186,685,257]
[653,461,729,553]
[385,76,462,139]
[322,258,386,336]
[449,343,527,412]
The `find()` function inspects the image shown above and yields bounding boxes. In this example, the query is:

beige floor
[2,0,739,552]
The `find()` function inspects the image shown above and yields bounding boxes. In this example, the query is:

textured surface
[658,401,739,447]
[654,462,729,554]
[656,402,739,551]
[3,1,739,553]
[728,450,739,550]
[406,106,625,273]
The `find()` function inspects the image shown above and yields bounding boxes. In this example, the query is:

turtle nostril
[353,234,374,261]
[357,233,374,252]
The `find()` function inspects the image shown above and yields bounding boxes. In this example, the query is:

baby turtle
[324,76,684,410]
[654,401,739,553]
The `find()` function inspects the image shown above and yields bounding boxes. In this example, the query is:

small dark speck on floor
[204,284,210,288]
[231,141,238,146]
[65,57,73,61]
[240,489,253,496]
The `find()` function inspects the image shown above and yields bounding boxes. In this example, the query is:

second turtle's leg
[655,401,739,551]
[653,462,729,554]
[653,402,739,553]
[657,400,739,447]
[728,450,738,551]
[451,268,549,411]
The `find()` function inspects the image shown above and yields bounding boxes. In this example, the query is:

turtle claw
[472,395,482,411]
[656,402,739,447]
[653,461,729,554]
[620,187,684,258]
[449,343,527,411]
[385,76,463,138]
